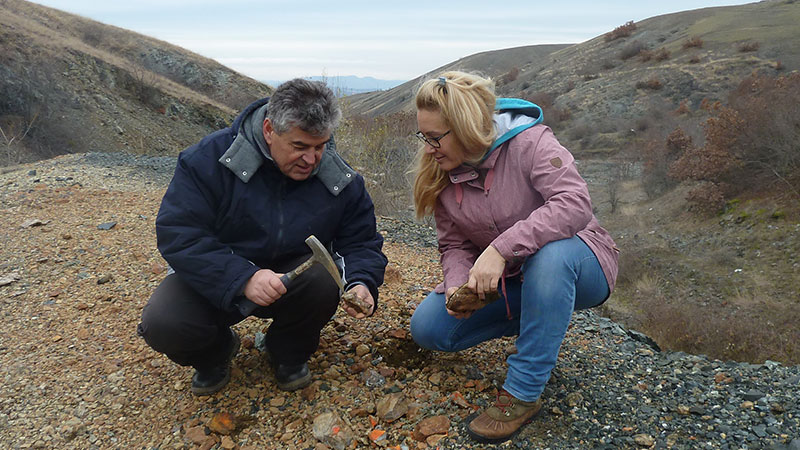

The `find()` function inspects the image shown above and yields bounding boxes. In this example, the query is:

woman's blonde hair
[412,71,497,218]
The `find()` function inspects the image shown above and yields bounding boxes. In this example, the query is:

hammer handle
[237,257,316,316]
[279,257,315,286]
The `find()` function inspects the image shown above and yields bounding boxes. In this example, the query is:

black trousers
[137,257,340,369]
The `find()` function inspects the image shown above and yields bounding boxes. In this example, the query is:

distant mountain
[264,76,407,97]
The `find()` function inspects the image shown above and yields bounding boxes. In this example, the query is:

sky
[29,0,755,82]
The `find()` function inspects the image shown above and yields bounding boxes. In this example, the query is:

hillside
[345,0,800,156]
[343,44,570,117]
[0,0,272,166]
[0,153,798,449]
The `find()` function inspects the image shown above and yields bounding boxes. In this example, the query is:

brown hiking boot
[466,389,543,443]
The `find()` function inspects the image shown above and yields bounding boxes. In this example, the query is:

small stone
[312,411,354,450]
[184,426,207,444]
[301,382,319,401]
[368,429,386,443]
[634,434,655,447]
[207,412,236,435]
[220,436,236,449]
[770,402,786,414]
[97,221,116,230]
[740,401,754,409]
[270,396,286,407]
[97,274,113,284]
[566,392,584,407]
[355,344,370,357]
[21,218,46,228]
[412,415,450,441]
[741,389,765,401]
[376,393,409,422]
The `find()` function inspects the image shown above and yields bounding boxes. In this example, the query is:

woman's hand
[467,245,506,298]
[445,285,475,320]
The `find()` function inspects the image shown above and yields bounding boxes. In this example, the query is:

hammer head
[305,235,344,292]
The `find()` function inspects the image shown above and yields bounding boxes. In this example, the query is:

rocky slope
[0,0,272,165]
[0,153,798,450]
[345,0,800,156]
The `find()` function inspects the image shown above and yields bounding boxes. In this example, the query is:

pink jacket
[434,124,619,295]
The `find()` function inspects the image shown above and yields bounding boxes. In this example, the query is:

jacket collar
[218,98,355,196]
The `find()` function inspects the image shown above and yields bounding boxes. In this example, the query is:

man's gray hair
[267,78,341,136]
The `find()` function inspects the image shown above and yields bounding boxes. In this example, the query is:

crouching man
[137,79,387,395]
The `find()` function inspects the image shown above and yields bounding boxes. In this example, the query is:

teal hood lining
[482,98,543,161]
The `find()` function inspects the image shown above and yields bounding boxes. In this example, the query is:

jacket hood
[483,98,543,161]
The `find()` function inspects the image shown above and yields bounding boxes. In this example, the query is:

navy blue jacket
[156,98,387,313]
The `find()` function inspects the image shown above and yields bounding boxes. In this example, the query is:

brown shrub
[670,73,800,204]
[685,181,726,214]
[738,41,760,52]
[524,92,571,129]
[619,41,646,60]
[498,67,520,85]
[682,37,704,49]
[688,55,701,64]
[638,290,800,363]
[605,21,637,42]
[653,48,670,62]
[672,100,691,116]
[640,127,692,198]
[337,111,418,215]
[636,78,663,90]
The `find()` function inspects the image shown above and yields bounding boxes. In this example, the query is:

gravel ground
[0,152,798,450]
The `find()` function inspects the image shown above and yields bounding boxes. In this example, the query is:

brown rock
[376,393,409,423]
[220,435,236,449]
[412,415,450,441]
[355,344,370,357]
[301,382,319,401]
[207,412,236,435]
[184,425,208,444]
[634,434,655,447]
[445,283,499,312]
[384,264,402,284]
[311,411,354,450]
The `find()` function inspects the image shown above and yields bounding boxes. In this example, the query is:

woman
[409,71,619,443]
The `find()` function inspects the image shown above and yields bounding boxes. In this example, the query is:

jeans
[410,236,609,402]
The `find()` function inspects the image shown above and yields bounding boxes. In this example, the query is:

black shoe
[191,329,240,396]
[273,361,312,391]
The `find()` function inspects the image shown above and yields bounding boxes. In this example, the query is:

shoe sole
[191,330,241,396]
[463,407,542,444]
[276,371,312,392]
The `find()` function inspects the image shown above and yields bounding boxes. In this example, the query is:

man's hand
[243,269,287,307]
[341,284,374,319]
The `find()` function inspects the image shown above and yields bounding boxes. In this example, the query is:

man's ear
[263,118,274,145]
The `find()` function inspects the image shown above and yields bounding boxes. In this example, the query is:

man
[137,79,387,395]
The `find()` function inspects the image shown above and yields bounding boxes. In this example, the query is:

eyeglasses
[414,130,450,149]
